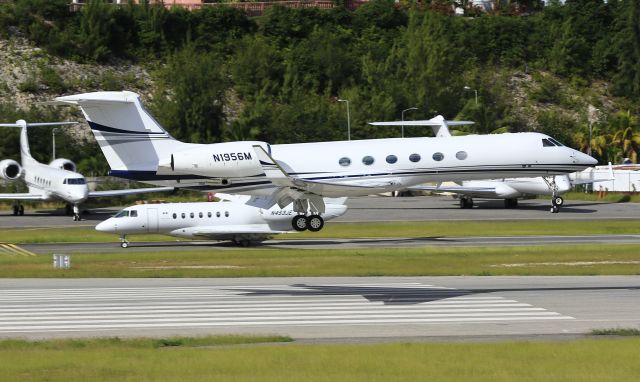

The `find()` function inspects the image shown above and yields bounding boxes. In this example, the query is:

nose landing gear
[120,235,129,248]
[544,176,564,214]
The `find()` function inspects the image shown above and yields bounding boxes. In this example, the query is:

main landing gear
[543,176,564,214]
[291,214,324,232]
[459,196,474,209]
[12,202,24,216]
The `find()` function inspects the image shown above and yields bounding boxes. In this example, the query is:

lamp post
[401,107,418,138]
[464,86,478,105]
[52,128,58,161]
[337,98,350,140]
[587,105,599,157]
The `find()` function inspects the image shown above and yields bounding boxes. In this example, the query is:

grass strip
[591,328,640,336]
[2,219,640,244]
[1,244,639,277]
[1,338,639,382]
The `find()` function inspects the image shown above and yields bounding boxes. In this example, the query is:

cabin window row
[338,151,468,166]
[172,211,230,219]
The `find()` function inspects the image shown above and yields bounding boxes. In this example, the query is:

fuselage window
[172,213,177,219]
[386,155,398,164]
[181,213,186,219]
[455,151,468,160]
[549,138,564,147]
[338,157,351,167]
[542,139,555,147]
[207,211,212,218]
[216,211,221,218]
[409,153,421,163]
[225,211,229,217]
[199,212,203,218]
[130,210,138,217]
[362,156,374,165]
[190,212,194,218]
[432,152,444,161]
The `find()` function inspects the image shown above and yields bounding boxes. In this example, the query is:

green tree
[611,0,640,98]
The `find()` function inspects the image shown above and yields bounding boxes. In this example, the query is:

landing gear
[120,235,129,248]
[307,214,324,232]
[72,204,81,221]
[459,196,474,209]
[12,203,24,216]
[504,198,518,209]
[543,176,563,214]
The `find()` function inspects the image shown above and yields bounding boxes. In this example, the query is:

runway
[1,277,638,340]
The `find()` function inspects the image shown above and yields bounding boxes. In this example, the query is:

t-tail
[55,91,193,173]
[0,120,77,167]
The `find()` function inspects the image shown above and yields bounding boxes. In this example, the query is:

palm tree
[609,111,640,163]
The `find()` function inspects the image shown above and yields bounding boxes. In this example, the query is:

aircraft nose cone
[575,151,598,166]
[95,220,114,233]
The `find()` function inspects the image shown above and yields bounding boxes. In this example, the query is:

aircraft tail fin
[54,91,191,172]
[0,120,77,167]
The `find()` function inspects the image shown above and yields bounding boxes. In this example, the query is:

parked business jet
[56,91,597,228]
[95,195,347,247]
[0,120,173,220]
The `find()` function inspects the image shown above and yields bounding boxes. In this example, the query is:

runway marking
[0,243,36,256]
[0,283,574,334]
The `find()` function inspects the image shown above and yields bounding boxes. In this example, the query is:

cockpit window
[548,138,564,147]
[65,178,86,185]
[114,210,129,218]
[542,139,555,147]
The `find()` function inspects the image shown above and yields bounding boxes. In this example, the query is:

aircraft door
[147,208,158,233]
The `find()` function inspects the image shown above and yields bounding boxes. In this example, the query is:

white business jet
[95,195,347,247]
[0,120,173,220]
[373,120,612,213]
[55,91,597,228]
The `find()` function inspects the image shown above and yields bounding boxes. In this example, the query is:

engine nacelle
[0,159,22,181]
[158,141,269,178]
[49,158,76,172]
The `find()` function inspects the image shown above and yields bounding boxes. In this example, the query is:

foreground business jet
[0,120,173,220]
[55,91,597,228]
[96,195,347,247]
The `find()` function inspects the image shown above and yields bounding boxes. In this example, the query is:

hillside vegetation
[0,0,638,175]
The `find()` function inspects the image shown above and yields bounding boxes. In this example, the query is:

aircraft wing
[409,185,498,197]
[252,145,397,195]
[0,193,48,200]
[88,186,174,198]
[191,225,290,236]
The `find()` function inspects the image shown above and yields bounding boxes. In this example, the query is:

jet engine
[0,159,22,181]
[158,141,269,178]
[49,158,77,172]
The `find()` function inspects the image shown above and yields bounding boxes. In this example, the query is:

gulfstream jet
[55,91,597,229]
[0,120,173,220]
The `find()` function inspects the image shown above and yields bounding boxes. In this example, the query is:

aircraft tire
[292,215,308,231]
[554,196,564,206]
[121,242,129,248]
[12,206,18,216]
[18,205,24,216]
[307,215,324,232]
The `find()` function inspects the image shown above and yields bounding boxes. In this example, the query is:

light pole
[401,107,418,138]
[52,128,58,161]
[587,105,599,157]
[337,98,350,140]
[464,86,478,106]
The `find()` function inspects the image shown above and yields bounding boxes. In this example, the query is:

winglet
[607,162,615,181]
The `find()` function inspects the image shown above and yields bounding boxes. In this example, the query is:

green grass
[1,244,639,277]
[1,337,639,382]
[2,219,639,244]
[560,191,640,203]
[591,328,640,336]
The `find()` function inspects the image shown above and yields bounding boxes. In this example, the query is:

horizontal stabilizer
[0,193,48,201]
